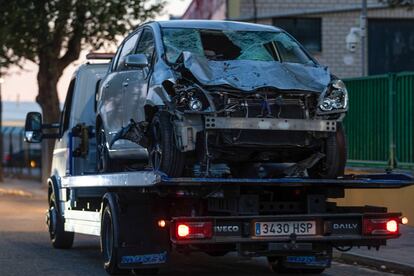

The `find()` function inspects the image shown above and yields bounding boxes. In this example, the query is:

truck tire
[149,112,185,177]
[47,190,74,249]
[101,205,130,275]
[308,123,347,179]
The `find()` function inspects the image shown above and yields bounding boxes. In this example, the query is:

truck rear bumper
[170,213,402,247]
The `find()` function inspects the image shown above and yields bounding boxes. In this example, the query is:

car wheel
[149,112,185,177]
[308,123,347,179]
[96,123,112,173]
[101,206,130,275]
[47,190,74,249]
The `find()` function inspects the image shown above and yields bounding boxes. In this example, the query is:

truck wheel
[308,123,347,179]
[101,205,130,275]
[149,112,185,177]
[47,191,74,249]
[97,123,112,173]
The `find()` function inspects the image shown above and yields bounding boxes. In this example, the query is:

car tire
[96,122,113,173]
[308,123,347,179]
[149,112,185,177]
[101,206,130,275]
[47,190,74,249]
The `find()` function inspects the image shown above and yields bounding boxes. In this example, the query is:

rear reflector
[174,221,212,240]
[363,218,399,235]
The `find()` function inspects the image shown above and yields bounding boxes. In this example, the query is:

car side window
[135,28,155,65]
[111,45,123,72]
[116,32,139,71]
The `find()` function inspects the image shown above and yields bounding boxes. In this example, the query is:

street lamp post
[361,0,367,76]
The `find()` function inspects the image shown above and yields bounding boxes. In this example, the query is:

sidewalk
[0,177,46,199]
[335,225,414,275]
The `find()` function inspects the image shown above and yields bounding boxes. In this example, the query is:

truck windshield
[162,28,314,65]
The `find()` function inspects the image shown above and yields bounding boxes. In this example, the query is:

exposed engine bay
[154,51,348,176]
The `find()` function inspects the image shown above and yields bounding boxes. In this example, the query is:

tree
[0,0,164,183]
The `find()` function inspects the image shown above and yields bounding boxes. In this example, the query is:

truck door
[123,28,154,124]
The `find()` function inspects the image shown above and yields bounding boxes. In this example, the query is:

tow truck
[24,55,413,275]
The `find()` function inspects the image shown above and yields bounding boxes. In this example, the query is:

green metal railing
[344,72,414,169]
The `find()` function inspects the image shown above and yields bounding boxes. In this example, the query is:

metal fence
[1,126,41,179]
[344,72,414,169]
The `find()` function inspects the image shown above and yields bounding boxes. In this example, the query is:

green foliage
[0,0,164,67]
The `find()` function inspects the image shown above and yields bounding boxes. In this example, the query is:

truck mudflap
[169,213,403,248]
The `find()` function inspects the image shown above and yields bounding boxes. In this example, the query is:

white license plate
[255,221,316,236]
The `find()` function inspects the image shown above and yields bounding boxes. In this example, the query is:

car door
[123,28,155,124]
[100,32,139,143]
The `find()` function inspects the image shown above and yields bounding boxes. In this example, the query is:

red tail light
[5,154,11,162]
[174,221,212,240]
[363,217,399,235]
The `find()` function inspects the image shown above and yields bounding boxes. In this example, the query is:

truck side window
[135,28,155,66]
[60,79,76,134]
[116,32,139,71]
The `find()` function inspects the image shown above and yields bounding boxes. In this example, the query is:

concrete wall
[335,186,414,227]
[238,0,379,19]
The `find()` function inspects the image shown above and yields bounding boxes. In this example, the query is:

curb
[334,251,414,275]
[0,187,33,198]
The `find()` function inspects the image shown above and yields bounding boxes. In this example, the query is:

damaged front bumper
[204,116,337,132]
[173,113,343,154]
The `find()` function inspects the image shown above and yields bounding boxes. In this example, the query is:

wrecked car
[96,20,348,178]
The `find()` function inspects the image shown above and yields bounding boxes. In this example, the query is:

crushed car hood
[180,51,331,93]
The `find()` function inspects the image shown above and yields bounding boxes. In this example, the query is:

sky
[1,0,192,103]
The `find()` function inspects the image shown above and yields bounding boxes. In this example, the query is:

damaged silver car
[96,20,348,178]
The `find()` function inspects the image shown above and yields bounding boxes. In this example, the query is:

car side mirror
[125,54,149,69]
[24,112,43,143]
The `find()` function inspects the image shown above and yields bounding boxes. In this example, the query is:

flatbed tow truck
[24,60,413,275]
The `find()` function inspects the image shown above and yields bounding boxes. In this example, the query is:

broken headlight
[174,86,210,112]
[318,80,348,113]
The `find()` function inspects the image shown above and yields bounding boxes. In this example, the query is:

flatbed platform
[61,171,414,189]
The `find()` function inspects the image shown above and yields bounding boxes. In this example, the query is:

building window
[272,18,322,53]
[368,19,414,75]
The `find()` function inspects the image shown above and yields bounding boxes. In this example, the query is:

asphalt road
[0,193,399,276]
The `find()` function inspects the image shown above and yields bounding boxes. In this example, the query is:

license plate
[255,221,316,236]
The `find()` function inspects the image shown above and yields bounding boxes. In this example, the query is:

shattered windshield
[162,28,314,65]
